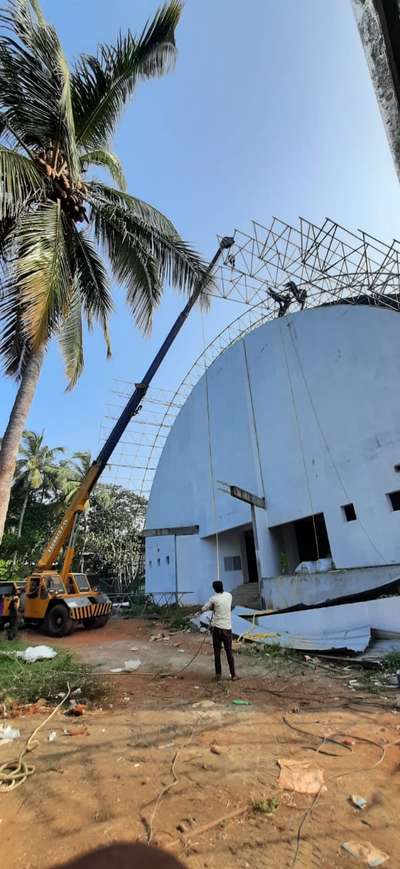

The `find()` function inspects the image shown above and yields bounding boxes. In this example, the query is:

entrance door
[244,529,258,583]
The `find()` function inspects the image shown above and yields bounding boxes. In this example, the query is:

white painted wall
[146,305,400,603]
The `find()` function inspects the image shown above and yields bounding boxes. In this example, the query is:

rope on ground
[286,716,392,868]
[154,632,210,680]
[0,685,71,793]
[165,804,249,851]
[144,729,194,844]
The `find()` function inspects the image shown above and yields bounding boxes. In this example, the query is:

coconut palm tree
[13,429,64,538]
[57,450,92,503]
[0,0,208,542]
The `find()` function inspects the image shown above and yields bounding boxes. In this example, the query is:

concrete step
[231,583,261,609]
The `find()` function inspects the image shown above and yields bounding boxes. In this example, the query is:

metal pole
[251,503,263,598]
[174,534,178,606]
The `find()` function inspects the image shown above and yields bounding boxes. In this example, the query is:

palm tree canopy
[0,0,208,387]
[14,428,64,492]
[57,449,92,503]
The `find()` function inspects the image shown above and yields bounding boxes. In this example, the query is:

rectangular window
[342,503,357,522]
[149,560,152,568]
[166,555,170,565]
[387,490,400,511]
[224,555,242,572]
[157,558,161,566]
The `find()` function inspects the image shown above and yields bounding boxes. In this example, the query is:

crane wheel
[44,604,73,637]
[83,615,109,630]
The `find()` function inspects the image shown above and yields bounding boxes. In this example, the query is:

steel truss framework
[101,215,400,506]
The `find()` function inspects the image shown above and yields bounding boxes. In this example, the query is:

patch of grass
[166,608,192,631]
[360,671,382,694]
[382,652,400,672]
[0,641,106,705]
[252,795,279,814]
[236,640,292,662]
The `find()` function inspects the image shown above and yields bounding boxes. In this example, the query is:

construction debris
[0,726,20,744]
[15,646,57,663]
[277,758,326,795]
[341,841,389,866]
[193,594,400,659]
[65,703,85,717]
[350,794,368,810]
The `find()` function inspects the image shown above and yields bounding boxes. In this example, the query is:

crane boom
[36,236,234,575]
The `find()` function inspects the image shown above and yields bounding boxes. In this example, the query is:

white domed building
[144,301,400,608]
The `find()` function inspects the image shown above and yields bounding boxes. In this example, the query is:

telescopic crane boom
[36,236,234,581]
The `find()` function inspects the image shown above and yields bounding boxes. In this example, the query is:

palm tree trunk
[17,489,30,539]
[0,347,45,543]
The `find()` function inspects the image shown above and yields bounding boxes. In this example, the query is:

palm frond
[0,276,31,376]
[80,148,126,191]
[13,200,72,348]
[0,1,79,176]
[88,183,210,326]
[0,145,45,217]
[72,1,182,149]
[69,227,113,356]
[58,279,83,389]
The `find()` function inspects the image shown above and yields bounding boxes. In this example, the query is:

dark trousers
[212,627,235,677]
[7,622,18,640]
[7,617,17,641]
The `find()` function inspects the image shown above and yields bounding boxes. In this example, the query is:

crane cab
[23,571,112,637]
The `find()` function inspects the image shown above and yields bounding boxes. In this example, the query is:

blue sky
[1,0,400,462]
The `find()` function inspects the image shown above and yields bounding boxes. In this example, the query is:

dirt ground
[1,617,400,869]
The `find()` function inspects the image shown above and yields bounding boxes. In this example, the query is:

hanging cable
[201,311,220,581]
[286,321,386,565]
[280,320,320,560]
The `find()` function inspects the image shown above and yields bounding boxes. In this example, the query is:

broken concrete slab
[262,564,400,611]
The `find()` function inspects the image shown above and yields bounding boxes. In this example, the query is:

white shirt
[201,591,232,630]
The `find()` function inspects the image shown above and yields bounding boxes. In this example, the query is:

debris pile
[192,593,400,660]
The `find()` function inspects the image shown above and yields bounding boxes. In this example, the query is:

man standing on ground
[7,593,20,641]
[201,580,237,681]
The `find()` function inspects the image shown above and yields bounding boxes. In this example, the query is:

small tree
[13,429,64,538]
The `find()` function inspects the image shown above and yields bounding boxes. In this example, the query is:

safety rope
[201,310,220,582]
[286,320,386,565]
[280,319,320,560]
[0,686,71,792]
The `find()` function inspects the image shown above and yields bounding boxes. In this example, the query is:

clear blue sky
[1,0,400,461]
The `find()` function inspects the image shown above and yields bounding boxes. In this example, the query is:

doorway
[293,512,331,562]
[244,529,258,582]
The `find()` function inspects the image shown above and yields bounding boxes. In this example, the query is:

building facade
[145,304,400,606]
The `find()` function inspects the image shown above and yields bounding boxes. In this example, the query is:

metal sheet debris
[192,608,371,652]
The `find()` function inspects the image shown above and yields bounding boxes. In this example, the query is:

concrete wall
[146,527,247,605]
[146,305,400,604]
[262,564,400,611]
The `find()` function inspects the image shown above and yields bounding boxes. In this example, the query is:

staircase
[231,582,262,610]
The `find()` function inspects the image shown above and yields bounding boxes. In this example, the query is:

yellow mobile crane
[4,238,234,638]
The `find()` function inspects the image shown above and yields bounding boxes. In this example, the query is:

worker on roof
[201,580,238,682]
[268,287,292,318]
[285,280,307,310]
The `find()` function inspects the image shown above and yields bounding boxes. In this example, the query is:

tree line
[0,429,147,591]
